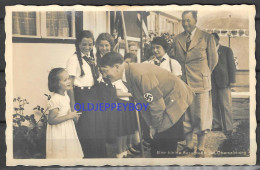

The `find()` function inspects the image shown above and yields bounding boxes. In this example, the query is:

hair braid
[76,46,85,77]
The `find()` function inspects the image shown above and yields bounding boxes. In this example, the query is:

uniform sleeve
[227,47,236,84]
[139,73,165,130]
[48,96,60,111]
[171,59,182,76]
[66,54,79,76]
[207,35,218,72]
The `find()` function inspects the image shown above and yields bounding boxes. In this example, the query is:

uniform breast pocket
[202,72,210,89]
[165,94,177,106]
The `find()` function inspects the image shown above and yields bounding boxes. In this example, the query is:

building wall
[13,43,75,116]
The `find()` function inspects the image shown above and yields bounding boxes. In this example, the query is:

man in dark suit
[211,33,236,135]
[99,51,194,157]
[171,10,218,156]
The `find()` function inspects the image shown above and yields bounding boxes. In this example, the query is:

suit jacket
[124,63,194,133]
[212,45,236,88]
[171,28,218,93]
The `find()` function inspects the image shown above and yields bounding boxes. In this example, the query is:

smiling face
[99,40,111,56]
[152,44,166,59]
[58,71,71,92]
[100,64,123,83]
[79,37,94,55]
[182,12,197,33]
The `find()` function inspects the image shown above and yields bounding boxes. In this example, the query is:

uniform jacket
[212,45,236,88]
[171,28,218,93]
[124,63,194,133]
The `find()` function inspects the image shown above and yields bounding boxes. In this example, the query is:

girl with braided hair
[66,30,107,158]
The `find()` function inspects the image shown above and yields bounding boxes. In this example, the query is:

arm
[67,76,76,112]
[48,108,77,125]
[207,35,218,72]
[227,48,236,84]
[139,73,165,130]
[116,89,132,97]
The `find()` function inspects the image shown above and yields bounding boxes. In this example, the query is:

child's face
[79,37,94,55]
[58,71,71,91]
[129,45,138,56]
[99,40,111,56]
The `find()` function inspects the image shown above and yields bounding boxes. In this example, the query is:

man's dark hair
[182,10,198,21]
[212,33,220,41]
[124,53,137,63]
[99,51,124,67]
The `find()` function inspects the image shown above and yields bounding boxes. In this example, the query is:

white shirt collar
[81,52,89,58]
[122,64,126,82]
[154,53,169,63]
[186,27,197,40]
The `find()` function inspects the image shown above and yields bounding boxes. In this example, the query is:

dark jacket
[212,45,236,88]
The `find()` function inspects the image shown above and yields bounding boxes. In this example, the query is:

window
[12,12,39,37]
[12,11,75,39]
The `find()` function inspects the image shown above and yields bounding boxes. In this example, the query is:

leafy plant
[13,94,51,159]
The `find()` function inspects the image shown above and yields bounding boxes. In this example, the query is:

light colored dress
[46,92,83,159]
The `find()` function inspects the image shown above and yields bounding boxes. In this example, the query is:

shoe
[179,147,194,156]
[116,151,127,158]
[128,147,141,155]
[143,140,151,148]
[132,143,148,151]
[195,149,205,158]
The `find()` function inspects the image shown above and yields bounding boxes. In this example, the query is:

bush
[13,95,50,159]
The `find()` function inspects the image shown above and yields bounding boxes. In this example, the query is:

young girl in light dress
[46,68,83,159]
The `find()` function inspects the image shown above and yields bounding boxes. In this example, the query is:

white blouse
[66,53,95,87]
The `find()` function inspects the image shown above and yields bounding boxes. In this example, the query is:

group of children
[46,30,142,159]
[46,29,183,159]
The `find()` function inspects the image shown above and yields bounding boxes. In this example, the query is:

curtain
[12,12,37,36]
[46,11,72,37]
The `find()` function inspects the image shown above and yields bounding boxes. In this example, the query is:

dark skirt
[74,86,107,158]
[95,82,138,142]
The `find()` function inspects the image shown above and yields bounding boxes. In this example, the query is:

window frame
[12,11,76,40]
[12,12,41,38]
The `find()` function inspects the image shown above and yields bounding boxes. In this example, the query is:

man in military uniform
[99,51,194,157]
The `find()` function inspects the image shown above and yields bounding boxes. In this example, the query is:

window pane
[12,12,37,36]
[46,11,73,37]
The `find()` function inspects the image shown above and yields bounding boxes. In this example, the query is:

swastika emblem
[144,93,153,102]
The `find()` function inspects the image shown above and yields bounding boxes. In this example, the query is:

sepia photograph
[5,5,256,166]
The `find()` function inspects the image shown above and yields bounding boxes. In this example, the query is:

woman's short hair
[151,36,169,52]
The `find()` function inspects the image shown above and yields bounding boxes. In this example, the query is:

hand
[150,127,157,139]
[68,111,78,120]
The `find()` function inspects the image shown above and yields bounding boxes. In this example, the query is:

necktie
[82,56,98,83]
[154,58,166,66]
[186,32,191,50]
